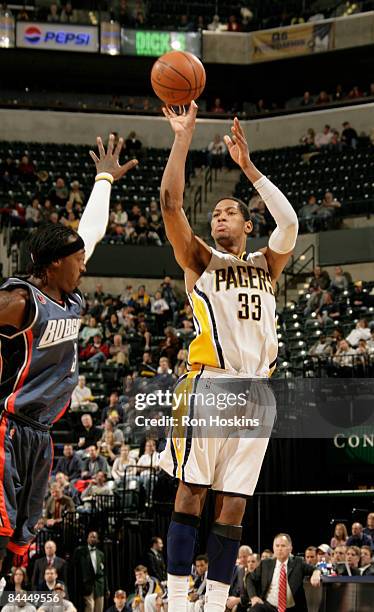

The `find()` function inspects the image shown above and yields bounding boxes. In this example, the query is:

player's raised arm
[78,134,138,263]
[160,102,211,284]
[225,118,299,282]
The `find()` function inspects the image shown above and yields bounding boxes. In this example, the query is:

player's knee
[215,495,247,524]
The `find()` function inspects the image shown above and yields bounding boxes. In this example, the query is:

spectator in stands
[298,194,319,232]
[132,565,162,611]
[317,544,332,562]
[145,537,167,584]
[80,332,110,370]
[134,11,146,28]
[77,414,102,452]
[80,317,102,346]
[7,566,30,595]
[310,266,331,290]
[346,522,373,549]
[227,14,242,31]
[156,356,176,386]
[317,190,341,228]
[364,512,374,540]
[159,326,180,366]
[138,439,159,470]
[125,132,142,155]
[37,567,59,592]
[44,483,75,527]
[108,334,130,366]
[347,85,363,99]
[81,471,112,502]
[177,14,193,31]
[315,91,331,105]
[1,592,36,612]
[211,97,225,113]
[315,124,333,147]
[132,285,151,312]
[300,128,316,148]
[344,546,361,574]
[331,523,348,549]
[245,534,321,609]
[308,335,333,359]
[49,177,68,207]
[160,276,178,320]
[207,134,227,169]
[188,554,208,610]
[330,266,350,293]
[255,99,269,114]
[112,444,136,482]
[18,154,36,181]
[139,351,157,378]
[0,156,18,185]
[299,91,314,107]
[54,444,82,482]
[333,84,345,101]
[71,375,98,413]
[82,445,110,478]
[39,582,77,612]
[105,589,128,612]
[260,550,273,560]
[137,321,152,351]
[333,340,356,375]
[151,290,170,335]
[304,285,323,317]
[97,431,118,465]
[334,545,347,563]
[207,14,224,31]
[346,319,371,347]
[60,2,77,24]
[54,472,80,504]
[196,15,205,30]
[68,179,84,206]
[32,540,65,589]
[227,545,253,610]
[304,546,318,565]
[73,531,107,612]
[341,121,358,148]
[359,546,374,575]
[25,197,41,227]
[47,2,60,22]
[316,291,341,325]
[100,418,124,448]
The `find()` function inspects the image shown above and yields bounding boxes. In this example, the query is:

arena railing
[283,243,315,307]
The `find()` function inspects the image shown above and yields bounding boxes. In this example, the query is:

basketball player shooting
[158,102,299,611]
[0,135,137,572]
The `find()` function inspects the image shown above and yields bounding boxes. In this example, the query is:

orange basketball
[151,50,206,106]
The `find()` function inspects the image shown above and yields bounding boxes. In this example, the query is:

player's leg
[204,494,246,612]
[0,416,19,573]
[167,481,207,612]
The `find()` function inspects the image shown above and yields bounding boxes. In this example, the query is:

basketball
[151,50,206,106]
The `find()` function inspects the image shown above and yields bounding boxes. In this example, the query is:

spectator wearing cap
[359,546,374,575]
[105,590,129,611]
[317,544,332,562]
[39,582,76,612]
[80,332,110,371]
[346,523,373,549]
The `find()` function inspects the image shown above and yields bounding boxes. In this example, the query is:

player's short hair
[27,223,80,279]
[213,196,251,222]
[274,533,292,545]
[195,554,209,563]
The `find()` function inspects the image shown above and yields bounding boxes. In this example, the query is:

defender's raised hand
[162,101,198,139]
[89,133,138,180]
[224,117,251,170]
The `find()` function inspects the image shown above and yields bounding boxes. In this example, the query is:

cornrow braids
[27,223,79,280]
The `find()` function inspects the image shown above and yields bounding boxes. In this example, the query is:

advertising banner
[121,29,202,57]
[251,21,335,62]
[100,20,121,55]
[0,12,14,48]
[16,21,98,52]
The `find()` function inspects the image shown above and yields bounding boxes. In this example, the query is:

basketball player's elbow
[160,189,182,213]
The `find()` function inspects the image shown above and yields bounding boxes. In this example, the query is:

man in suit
[32,539,66,589]
[244,533,321,611]
[145,537,167,583]
[73,531,107,612]
[226,545,253,611]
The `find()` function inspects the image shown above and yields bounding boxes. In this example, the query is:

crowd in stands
[1,517,373,610]
[7,0,374,33]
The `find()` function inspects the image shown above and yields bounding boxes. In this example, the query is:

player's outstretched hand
[89,133,138,181]
[162,101,198,139]
[224,117,251,170]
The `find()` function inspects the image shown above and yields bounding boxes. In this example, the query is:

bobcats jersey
[0,277,83,425]
[187,248,277,377]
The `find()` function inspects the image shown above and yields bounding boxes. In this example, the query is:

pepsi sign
[16,22,98,52]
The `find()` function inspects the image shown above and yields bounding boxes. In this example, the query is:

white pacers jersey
[187,247,278,377]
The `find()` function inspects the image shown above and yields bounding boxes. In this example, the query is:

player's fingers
[114,137,124,159]
[223,135,233,149]
[89,150,100,164]
[96,137,106,158]
[119,159,139,177]
[107,133,115,156]
[234,116,245,137]
[189,100,198,117]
